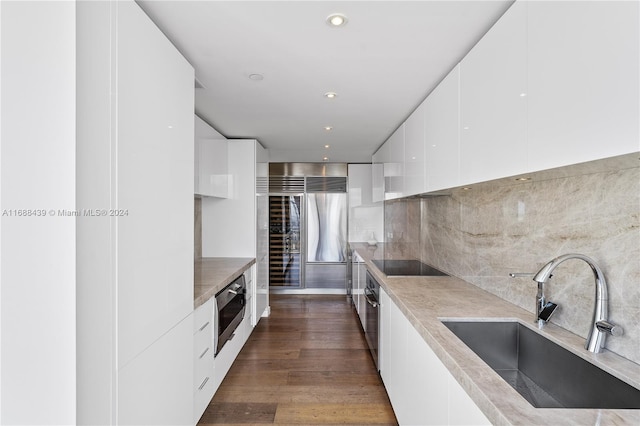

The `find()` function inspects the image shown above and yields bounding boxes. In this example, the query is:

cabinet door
[255,143,269,320]
[118,314,194,426]
[193,299,215,423]
[448,374,491,425]
[116,0,194,367]
[425,65,460,192]
[527,1,640,171]
[459,0,527,185]
[348,164,383,244]
[357,261,367,330]
[195,115,228,198]
[384,295,408,416]
[405,323,449,425]
[202,140,257,257]
[351,255,360,316]
[372,143,387,203]
[378,287,390,379]
[196,139,228,198]
[385,126,405,200]
[348,163,371,209]
[404,102,426,197]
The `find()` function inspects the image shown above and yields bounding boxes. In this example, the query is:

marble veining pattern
[352,243,640,426]
[386,161,639,364]
[194,257,255,308]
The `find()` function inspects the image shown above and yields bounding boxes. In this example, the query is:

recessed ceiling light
[324,126,333,131]
[324,144,330,148]
[519,92,527,97]
[324,92,338,99]
[248,73,264,81]
[327,13,348,27]
[323,156,329,161]
[462,187,472,191]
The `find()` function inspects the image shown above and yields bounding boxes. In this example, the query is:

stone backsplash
[385,154,640,364]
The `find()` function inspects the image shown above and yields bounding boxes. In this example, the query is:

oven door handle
[364,288,378,308]
[213,298,219,356]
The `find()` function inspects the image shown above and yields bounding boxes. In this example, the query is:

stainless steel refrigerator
[305,192,347,289]
[268,168,348,291]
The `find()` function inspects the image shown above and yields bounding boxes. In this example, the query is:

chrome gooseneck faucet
[532,253,623,353]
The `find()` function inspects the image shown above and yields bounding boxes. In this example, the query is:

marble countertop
[194,257,256,308]
[351,243,640,425]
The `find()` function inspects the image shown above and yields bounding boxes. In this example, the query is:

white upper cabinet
[348,163,374,208]
[384,125,405,200]
[459,0,527,185]
[424,65,460,193]
[348,164,384,243]
[371,146,386,203]
[116,0,194,367]
[404,101,426,197]
[195,115,229,198]
[527,0,640,171]
[202,140,264,258]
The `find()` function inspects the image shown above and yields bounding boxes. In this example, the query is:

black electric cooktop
[372,259,449,276]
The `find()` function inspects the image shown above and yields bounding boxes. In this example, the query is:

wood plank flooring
[197,295,398,425]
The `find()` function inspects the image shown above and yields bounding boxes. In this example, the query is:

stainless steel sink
[442,320,640,409]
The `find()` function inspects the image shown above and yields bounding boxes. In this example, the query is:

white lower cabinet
[118,313,194,426]
[379,287,490,425]
[356,258,367,330]
[404,323,449,425]
[193,269,256,424]
[193,298,215,424]
[213,312,251,391]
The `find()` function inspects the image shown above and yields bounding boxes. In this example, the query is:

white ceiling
[137,0,513,163]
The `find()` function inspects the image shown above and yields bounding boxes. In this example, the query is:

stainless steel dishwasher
[364,271,380,370]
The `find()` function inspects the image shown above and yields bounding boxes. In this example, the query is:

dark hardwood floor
[198,294,398,425]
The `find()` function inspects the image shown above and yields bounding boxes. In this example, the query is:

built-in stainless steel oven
[364,271,380,370]
[214,274,246,356]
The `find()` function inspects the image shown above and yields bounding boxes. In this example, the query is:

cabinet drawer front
[193,345,215,424]
[194,343,214,385]
[194,320,213,354]
[194,298,214,334]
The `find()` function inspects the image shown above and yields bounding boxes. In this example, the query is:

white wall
[0,2,77,424]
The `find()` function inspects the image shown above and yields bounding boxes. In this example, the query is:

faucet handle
[509,272,535,278]
[596,320,624,337]
[538,301,558,322]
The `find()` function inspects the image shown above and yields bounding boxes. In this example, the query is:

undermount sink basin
[442,320,640,409]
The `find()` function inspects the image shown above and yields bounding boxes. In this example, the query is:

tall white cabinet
[202,140,270,321]
[1,2,78,424]
[77,1,195,425]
